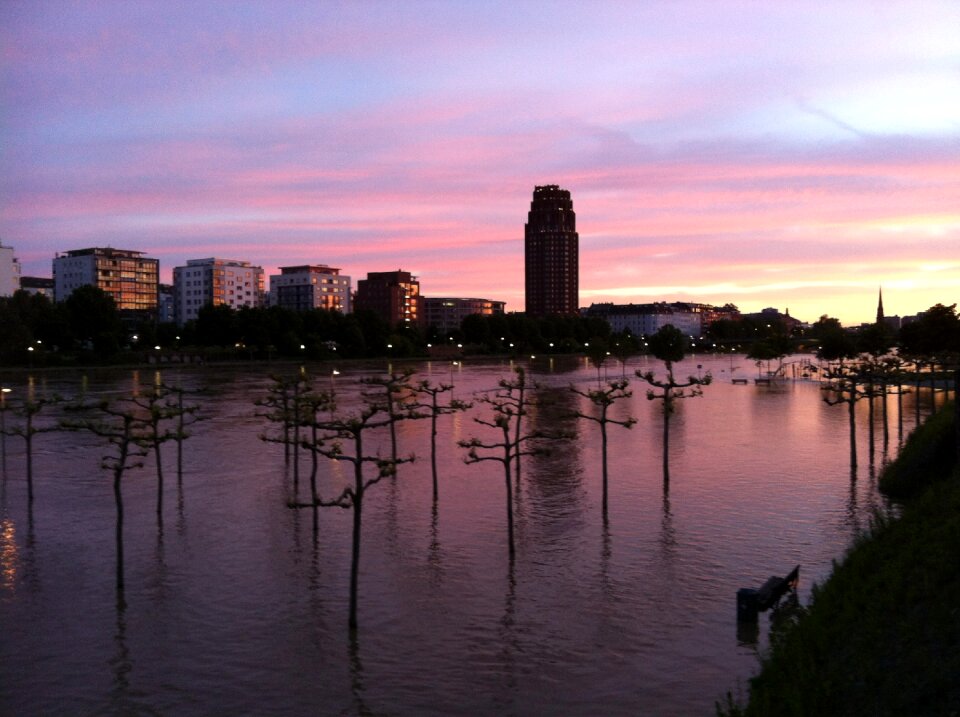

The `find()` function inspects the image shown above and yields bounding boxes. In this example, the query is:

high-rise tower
[524,184,579,316]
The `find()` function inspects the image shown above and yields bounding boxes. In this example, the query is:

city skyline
[2,2,958,325]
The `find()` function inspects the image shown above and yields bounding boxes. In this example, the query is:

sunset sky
[2,1,958,325]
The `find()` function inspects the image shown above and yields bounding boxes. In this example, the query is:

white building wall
[173,258,264,326]
[599,307,703,337]
[53,254,98,301]
[0,243,21,296]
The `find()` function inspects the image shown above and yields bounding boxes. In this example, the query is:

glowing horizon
[2,2,958,325]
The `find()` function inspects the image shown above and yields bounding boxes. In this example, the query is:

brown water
[0,355,939,715]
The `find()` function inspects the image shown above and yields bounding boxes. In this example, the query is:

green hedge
[879,402,956,500]
[720,404,960,716]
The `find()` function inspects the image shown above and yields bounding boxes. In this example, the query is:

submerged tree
[747,332,793,378]
[818,329,866,469]
[289,400,412,631]
[63,399,150,607]
[256,373,300,465]
[570,379,636,514]
[160,383,204,488]
[294,383,336,528]
[459,367,555,558]
[360,369,417,465]
[411,380,471,501]
[1,393,61,503]
[130,386,179,523]
[637,325,712,484]
[257,372,312,497]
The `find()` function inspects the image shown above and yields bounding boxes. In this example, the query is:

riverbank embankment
[720,401,959,716]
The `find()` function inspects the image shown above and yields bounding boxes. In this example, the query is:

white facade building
[584,303,704,337]
[0,241,21,296]
[268,265,352,313]
[173,258,264,326]
[53,247,158,313]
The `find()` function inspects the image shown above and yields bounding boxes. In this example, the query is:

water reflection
[427,500,443,586]
[494,562,519,715]
[0,358,910,716]
[348,633,372,716]
[0,517,19,595]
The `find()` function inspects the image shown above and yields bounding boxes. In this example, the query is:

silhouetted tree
[288,401,412,631]
[294,382,336,529]
[160,383,204,486]
[1,393,61,504]
[570,379,636,514]
[818,332,866,469]
[584,339,611,385]
[411,380,471,501]
[130,383,203,524]
[610,334,640,377]
[637,325,712,484]
[747,332,794,377]
[361,369,417,465]
[459,367,555,558]
[63,399,150,607]
[62,285,125,356]
[257,373,307,474]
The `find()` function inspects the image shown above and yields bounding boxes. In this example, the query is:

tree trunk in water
[292,384,300,497]
[881,380,890,450]
[915,364,921,428]
[504,458,515,559]
[848,392,858,470]
[26,432,34,504]
[349,492,361,631]
[600,421,609,515]
[431,413,439,502]
[896,378,904,441]
[154,437,164,523]
[662,398,671,486]
[114,469,126,608]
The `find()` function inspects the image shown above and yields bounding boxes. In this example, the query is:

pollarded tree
[459,366,556,559]
[1,393,61,503]
[584,339,611,385]
[748,332,794,378]
[130,386,180,524]
[257,372,313,497]
[360,369,417,465]
[411,380,471,501]
[817,328,865,469]
[63,399,150,607]
[159,383,204,488]
[570,379,636,515]
[288,401,412,631]
[294,383,336,529]
[637,325,712,485]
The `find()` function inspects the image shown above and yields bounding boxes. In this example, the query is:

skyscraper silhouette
[524,185,579,316]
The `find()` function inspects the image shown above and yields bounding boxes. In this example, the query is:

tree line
[3,286,957,369]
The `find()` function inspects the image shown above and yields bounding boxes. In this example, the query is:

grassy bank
[720,403,959,716]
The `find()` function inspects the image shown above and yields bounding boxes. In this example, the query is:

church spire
[876,287,885,324]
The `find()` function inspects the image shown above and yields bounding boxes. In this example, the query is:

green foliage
[879,402,956,500]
